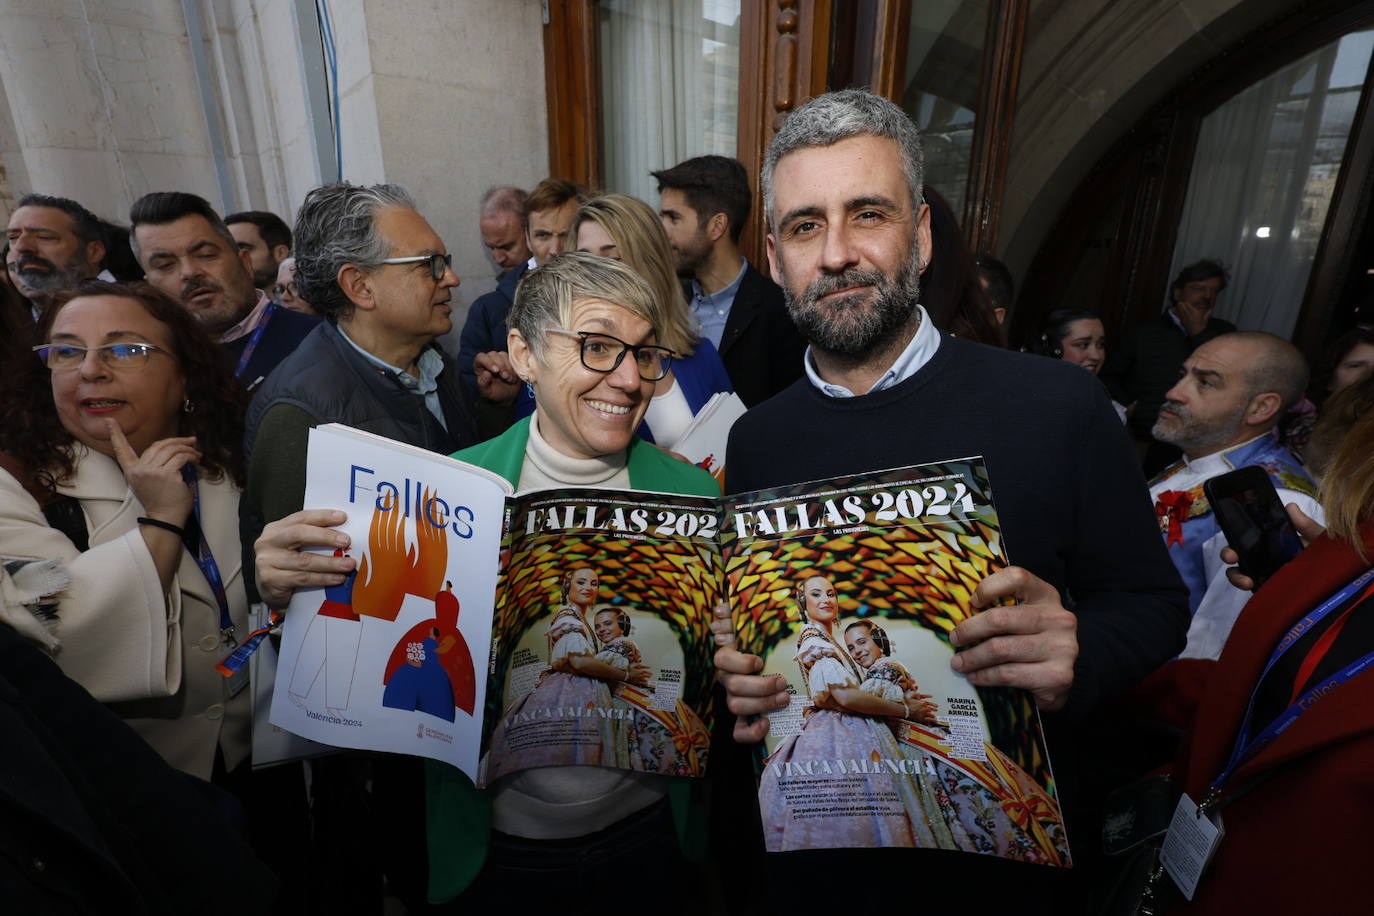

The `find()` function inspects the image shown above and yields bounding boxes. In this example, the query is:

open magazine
[269,424,720,785]
[269,426,1068,865]
[719,462,1072,866]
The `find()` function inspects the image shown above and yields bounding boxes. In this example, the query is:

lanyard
[1208,568,1374,803]
[182,465,235,646]
[233,301,278,378]
[216,609,282,678]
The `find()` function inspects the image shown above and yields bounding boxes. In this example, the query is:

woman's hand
[108,419,197,524]
[904,689,939,725]
[626,662,652,686]
[254,509,354,610]
[712,601,789,744]
[1221,502,1326,591]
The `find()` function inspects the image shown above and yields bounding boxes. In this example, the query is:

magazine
[269,424,720,784]
[269,427,1068,866]
[673,391,746,486]
[719,460,1072,866]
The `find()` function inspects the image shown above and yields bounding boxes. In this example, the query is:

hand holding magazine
[269,425,1069,866]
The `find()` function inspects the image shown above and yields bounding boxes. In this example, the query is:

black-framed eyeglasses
[546,328,675,381]
[380,252,453,281]
[32,342,169,371]
[271,281,298,299]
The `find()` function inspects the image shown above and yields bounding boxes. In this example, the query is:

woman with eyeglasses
[573,193,734,451]
[252,253,719,910]
[0,279,250,781]
[272,256,317,315]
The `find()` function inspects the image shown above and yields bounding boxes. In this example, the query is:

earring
[182,398,195,414]
[523,377,536,399]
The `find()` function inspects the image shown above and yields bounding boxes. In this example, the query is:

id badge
[1160,792,1225,900]
[225,663,250,699]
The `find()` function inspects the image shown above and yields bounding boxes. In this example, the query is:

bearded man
[1147,331,1321,658]
[713,88,1189,912]
[5,194,108,317]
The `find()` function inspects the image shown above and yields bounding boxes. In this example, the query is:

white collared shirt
[803,304,940,398]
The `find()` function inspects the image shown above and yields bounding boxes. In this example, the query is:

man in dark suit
[653,156,805,406]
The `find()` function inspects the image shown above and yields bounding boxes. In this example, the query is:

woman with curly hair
[0,279,249,780]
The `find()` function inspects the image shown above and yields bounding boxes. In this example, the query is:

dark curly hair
[0,280,246,495]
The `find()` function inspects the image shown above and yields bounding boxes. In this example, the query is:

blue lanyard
[182,465,235,645]
[1210,568,1374,797]
[232,301,277,378]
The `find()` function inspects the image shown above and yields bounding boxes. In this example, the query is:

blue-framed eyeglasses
[32,342,169,371]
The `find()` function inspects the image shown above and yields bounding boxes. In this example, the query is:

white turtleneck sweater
[491,414,664,839]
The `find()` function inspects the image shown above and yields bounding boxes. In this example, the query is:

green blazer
[425,418,719,902]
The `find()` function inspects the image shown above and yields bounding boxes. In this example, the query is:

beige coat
[0,446,250,779]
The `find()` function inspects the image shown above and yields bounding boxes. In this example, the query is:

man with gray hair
[6,193,108,316]
[242,181,484,559]
[1147,331,1322,658]
[479,185,532,272]
[713,89,1187,907]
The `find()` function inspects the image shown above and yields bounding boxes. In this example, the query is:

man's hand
[254,509,354,609]
[474,350,520,404]
[949,566,1078,712]
[1222,502,1325,591]
[711,601,789,743]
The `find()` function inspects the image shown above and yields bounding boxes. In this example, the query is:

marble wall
[0,0,549,316]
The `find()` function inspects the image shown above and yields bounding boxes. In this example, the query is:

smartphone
[1203,466,1304,588]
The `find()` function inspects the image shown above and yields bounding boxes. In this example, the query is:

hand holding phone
[1204,466,1305,589]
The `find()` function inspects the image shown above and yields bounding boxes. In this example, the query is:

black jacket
[710,263,806,407]
[0,622,275,914]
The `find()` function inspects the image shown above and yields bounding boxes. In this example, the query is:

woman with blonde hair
[573,193,733,450]
[1160,392,1374,913]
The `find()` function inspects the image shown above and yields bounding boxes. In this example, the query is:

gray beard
[1151,400,1249,456]
[779,247,922,357]
[16,260,90,295]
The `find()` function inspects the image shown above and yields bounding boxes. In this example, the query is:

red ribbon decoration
[1155,490,1194,546]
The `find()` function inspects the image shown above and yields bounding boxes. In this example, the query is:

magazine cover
[269,425,511,780]
[721,460,1071,866]
[479,487,721,786]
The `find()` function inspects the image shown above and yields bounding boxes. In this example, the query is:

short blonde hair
[571,193,698,356]
[509,251,668,359]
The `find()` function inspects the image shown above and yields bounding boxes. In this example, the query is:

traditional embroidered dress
[595,635,707,777]
[485,605,630,777]
[861,658,1062,863]
[1148,431,1322,659]
[759,623,936,851]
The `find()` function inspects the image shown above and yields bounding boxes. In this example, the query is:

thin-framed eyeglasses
[546,328,676,382]
[32,342,170,371]
[271,281,298,299]
[380,252,453,280]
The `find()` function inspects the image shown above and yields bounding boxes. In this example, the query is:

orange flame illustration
[354,488,449,621]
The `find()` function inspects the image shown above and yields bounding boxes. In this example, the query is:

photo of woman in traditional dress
[592,607,710,777]
[843,619,1069,864]
[758,574,944,851]
[485,565,649,777]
